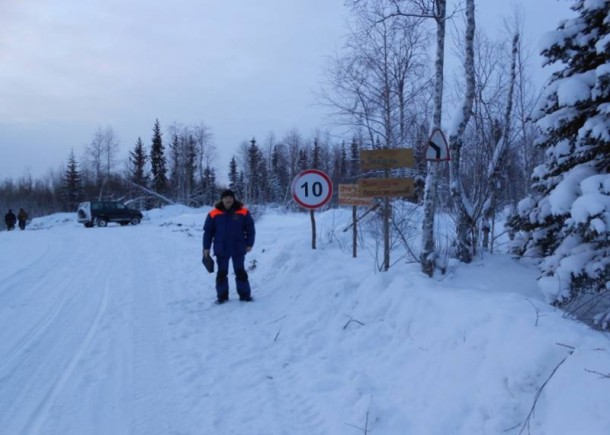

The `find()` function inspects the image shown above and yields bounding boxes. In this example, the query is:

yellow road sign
[358,178,414,197]
[338,184,373,206]
[360,149,414,170]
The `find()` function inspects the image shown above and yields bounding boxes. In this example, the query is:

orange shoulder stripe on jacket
[210,209,224,218]
[236,208,248,216]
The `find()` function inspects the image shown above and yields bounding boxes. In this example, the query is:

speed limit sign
[291,169,333,209]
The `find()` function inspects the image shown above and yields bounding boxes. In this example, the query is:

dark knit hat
[220,189,235,199]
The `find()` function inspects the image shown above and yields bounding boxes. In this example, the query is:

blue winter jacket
[203,201,255,257]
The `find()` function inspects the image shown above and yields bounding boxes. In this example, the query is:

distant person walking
[4,209,16,231]
[17,208,28,230]
[203,190,255,304]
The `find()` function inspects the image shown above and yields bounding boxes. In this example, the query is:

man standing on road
[17,208,28,230]
[4,209,16,231]
[203,190,255,304]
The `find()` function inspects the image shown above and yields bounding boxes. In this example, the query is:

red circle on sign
[291,169,333,209]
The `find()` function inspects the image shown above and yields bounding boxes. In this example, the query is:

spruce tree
[257,156,270,203]
[185,135,197,199]
[237,171,246,200]
[150,119,168,194]
[509,0,610,328]
[228,157,239,191]
[62,150,83,211]
[271,144,289,202]
[202,165,217,205]
[247,138,261,202]
[129,137,148,187]
[311,138,321,169]
[169,133,180,187]
[297,149,308,173]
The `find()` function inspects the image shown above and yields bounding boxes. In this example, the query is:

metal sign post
[291,169,333,250]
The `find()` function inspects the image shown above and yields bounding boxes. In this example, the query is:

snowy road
[1,208,609,435]
[0,212,341,435]
[1,225,179,434]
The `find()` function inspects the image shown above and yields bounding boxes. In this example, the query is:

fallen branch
[345,410,372,434]
[526,300,541,327]
[519,352,573,434]
[267,315,287,325]
[342,204,380,232]
[585,369,610,379]
[124,180,176,205]
[343,316,365,330]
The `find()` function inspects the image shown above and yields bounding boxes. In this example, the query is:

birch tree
[445,11,523,258]
[448,0,476,263]
[480,34,519,250]
[323,1,431,149]
[420,0,447,276]
[326,0,432,271]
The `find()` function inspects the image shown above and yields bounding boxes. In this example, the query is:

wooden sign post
[357,148,415,271]
[339,184,373,258]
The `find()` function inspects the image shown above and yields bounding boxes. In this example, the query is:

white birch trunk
[420,0,446,277]
[449,0,476,263]
[482,33,519,250]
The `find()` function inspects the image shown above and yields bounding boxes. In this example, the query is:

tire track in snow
[0,234,58,294]
[22,258,112,435]
[0,232,100,378]
[0,229,117,435]
[0,274,76,377]
[129,251,175,435]
[122,226,191,435]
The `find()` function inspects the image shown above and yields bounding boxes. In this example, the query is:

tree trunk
[420,0,446,277]
[353,206,358,258]
[482,34,519,228]
[449,0,476,264]
[383,196,390,271]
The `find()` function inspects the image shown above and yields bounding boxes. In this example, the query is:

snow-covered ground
[0,205,609,435]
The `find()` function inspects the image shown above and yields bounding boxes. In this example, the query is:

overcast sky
[0,0,574,182]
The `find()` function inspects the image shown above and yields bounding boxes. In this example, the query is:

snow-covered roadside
[0,206,608,434]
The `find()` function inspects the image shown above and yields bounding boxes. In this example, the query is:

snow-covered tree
[509,0,610,328]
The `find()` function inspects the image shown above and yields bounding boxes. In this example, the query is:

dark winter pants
[215,254,251,300]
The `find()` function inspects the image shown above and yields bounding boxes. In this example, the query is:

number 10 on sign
[291,169,333,209]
